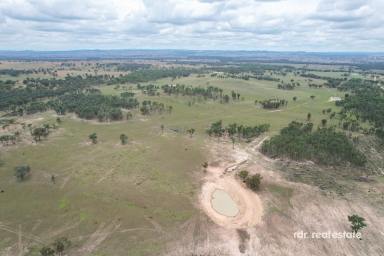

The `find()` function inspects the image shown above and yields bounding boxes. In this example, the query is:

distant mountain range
[0,49,383,64]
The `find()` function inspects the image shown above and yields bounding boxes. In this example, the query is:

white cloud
[0,0,383,51]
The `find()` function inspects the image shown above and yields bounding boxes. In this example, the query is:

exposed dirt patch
[170,138,384,256]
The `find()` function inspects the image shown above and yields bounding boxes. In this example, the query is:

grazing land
[0,52,384,255]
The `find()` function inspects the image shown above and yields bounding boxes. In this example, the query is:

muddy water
[211,189,239,217]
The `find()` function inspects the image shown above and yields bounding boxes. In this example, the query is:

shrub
[245,174,262,191]
[238,170,249,181]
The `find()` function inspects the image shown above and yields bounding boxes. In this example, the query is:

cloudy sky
[0,0,383,51]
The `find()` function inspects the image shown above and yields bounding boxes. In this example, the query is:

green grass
[0,72,347,255]
[101,74,344,134]
[0,113,205,255]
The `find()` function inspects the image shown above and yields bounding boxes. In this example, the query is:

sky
[0,0,383,52]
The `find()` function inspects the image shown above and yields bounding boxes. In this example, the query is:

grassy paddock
[1,72,346,255]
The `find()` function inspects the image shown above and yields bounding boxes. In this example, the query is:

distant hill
[0,49,383,65]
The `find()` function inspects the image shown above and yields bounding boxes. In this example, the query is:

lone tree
[310,95,316,100]
[231,136,236,149]
[293,96,297,102]
[238,170,249,181]
[15,165,31,181]
[187,128,195,138]
[89,133,98,144]
[245,174,262,192]
[348,214,367,233]
[307,113,312,121]
[40,246,55,256]
[321,119,328,127]
[120,134,128,145]
[53,237,71,256]
[32,127,49,142]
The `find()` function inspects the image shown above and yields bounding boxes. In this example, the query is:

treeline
[207,120,270,140]
[0,69,34,76]
[137,84,159,96]
[300,73,345,88]
[211,72,280,82]
[261,121,366,166]
[211,64,294,74]
[161,84,241,103]
[257,98,288,109]
[96,62,151,72]
[110,68,197,84]
[278,82,297,90]
[140,100,173,115]
[162,84,222,99]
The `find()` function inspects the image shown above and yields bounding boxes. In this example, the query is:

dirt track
[169,138,384,256]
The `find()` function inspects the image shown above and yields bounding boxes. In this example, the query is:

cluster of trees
[278,82,298,90]
[120,92,135,98]
[238,170,262,191]
[162,84,223,99]
[207,120,270,140]
[39,237,71,256]
[0,79,16,91]
[0,134,17,145]
[261,121,367,166]
[50,93,139,121]
[258,98,288,109]
[140,100,172,115]
[337,79,384,140]
[0,75,109,112]
[161,84,242,104]
[308,83,324,88]
[137,84,159,96]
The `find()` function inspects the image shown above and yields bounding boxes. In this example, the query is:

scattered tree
[32,127,49,142]
[53,237,71,256]
[89,133,98,144]
[245,174,262,191]
[120,134,128,145]
[348,214,367,234]
[238,170,249,181]
[321,119,328,127]
[231,136,236,149]
[187,128,195,138]
[40,246,55,256]
[15,165,31,181]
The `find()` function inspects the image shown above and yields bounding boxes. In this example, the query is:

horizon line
[0,49,384,54]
